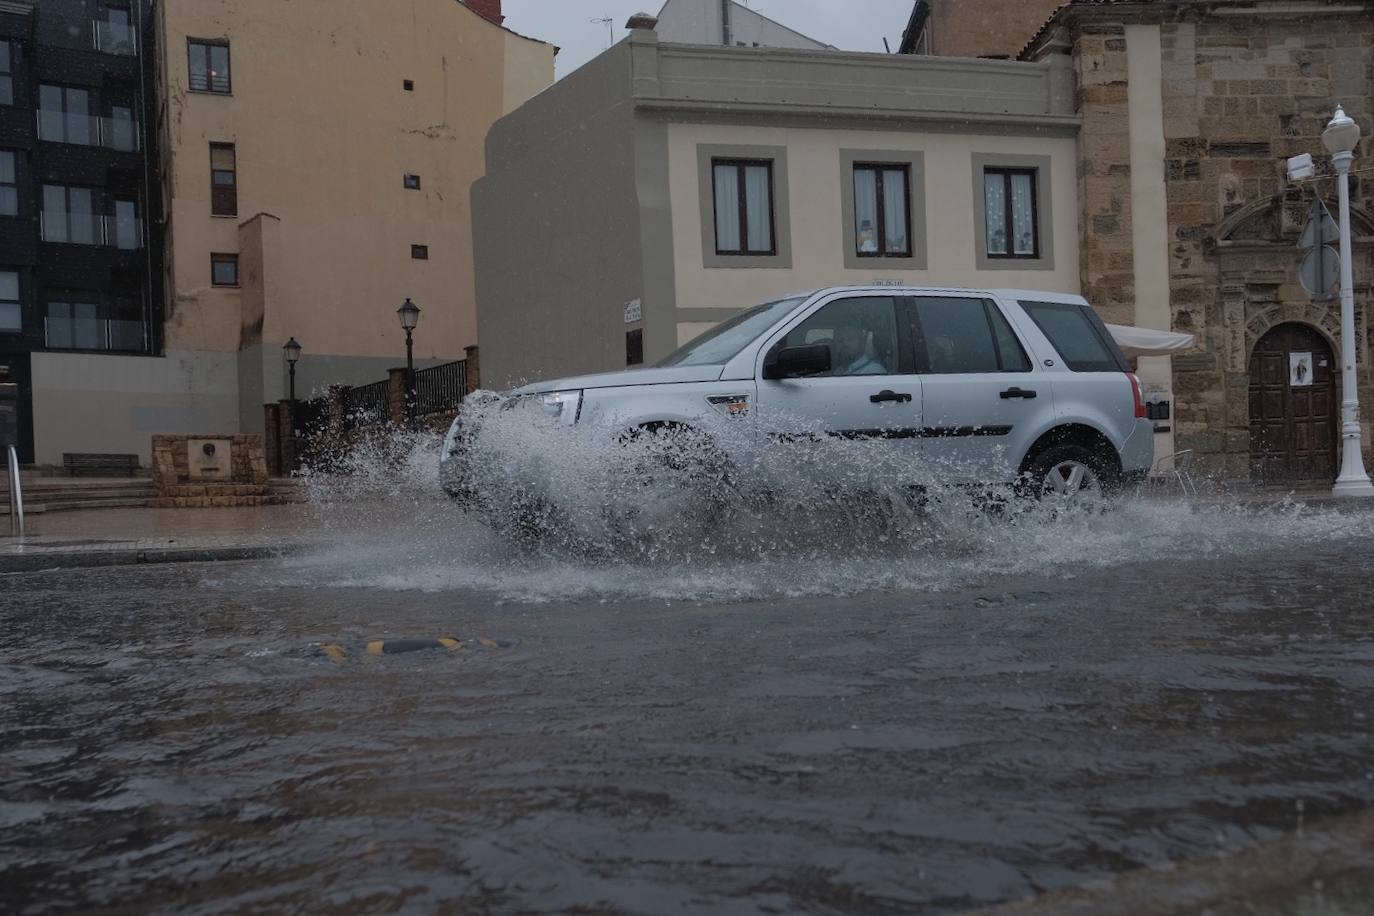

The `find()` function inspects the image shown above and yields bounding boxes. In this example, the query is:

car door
[907,294,1045,484]
[752,294,922,477]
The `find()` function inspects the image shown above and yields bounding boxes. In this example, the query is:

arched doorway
[1248,323,1337,485]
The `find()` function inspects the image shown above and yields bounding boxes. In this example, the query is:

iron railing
[6,444,22,538]
[414,360,468,418]
[344,379,389,429]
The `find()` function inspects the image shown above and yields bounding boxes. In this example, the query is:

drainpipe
[721,0,732,45]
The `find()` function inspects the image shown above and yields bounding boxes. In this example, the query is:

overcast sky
[502,1,919,79]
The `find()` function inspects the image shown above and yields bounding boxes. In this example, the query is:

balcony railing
[92,19,137,56]
[44,316,147,353]
[40,212,144,250]
[36,111,140,151]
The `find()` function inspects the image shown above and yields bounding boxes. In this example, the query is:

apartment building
[0,0,159,464]
[3,0,553,466]
[654,0,834,50]
[473,23,1078,389]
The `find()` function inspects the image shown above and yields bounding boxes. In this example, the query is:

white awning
[1105,323,1196,359]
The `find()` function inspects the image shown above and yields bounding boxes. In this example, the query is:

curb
[0,544,306,574]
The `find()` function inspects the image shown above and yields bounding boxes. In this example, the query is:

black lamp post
[283,337,302,406]
[397,298,421,425]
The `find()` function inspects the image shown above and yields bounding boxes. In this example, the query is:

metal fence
[344,379,389,429]
[414,360,468,418]
[291,395,329,471]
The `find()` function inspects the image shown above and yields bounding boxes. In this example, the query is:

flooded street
[3,508,1374,914]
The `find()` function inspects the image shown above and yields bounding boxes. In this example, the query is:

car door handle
[870,390,913,404]
[999,387,1038,400]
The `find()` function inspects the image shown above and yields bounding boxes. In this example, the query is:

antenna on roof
[591,16,614,49]
[883,37,891,53]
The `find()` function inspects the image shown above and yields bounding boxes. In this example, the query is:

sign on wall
[623,298,642,324]
[1290,351,1313,387]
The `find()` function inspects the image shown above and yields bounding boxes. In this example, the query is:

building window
[0,40,12,106]
[41,184,99,245]
[626,328,643,366]
[210,143,237,216]
[411,244,429,260]
[188,39,231,93]
[0,271,19,332]
[403,79,414,91]
[711,159,775,256]
[44,300,102,350]
[0,151,16,217]
[404,173,421,190]
[983,167,1039,259]
[38,84,93,145]
[113,199,139,249]
[95,4,136,55]
[852,164,911,258]
[108,104,137,152]
[211,253,239,287]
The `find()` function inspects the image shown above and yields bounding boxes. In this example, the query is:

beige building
[28,0,552,464]
[474,24,1079,389]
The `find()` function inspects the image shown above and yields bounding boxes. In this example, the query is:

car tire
[612,425,734,545]
[1020,443,1120,505]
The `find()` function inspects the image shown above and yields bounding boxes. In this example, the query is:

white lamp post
[1322,105,1374,496]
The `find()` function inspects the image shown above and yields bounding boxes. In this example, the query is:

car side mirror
[763,344,831,380]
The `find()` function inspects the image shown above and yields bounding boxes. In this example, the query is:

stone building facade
[1025,0,1374,483]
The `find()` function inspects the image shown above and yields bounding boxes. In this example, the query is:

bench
[63,453,140,477]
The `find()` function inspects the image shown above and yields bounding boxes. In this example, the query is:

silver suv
[442,286,1154,505]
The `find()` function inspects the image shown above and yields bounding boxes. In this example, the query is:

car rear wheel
[1021,443,1119,506]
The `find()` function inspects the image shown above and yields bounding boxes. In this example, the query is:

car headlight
[540,390,583,423]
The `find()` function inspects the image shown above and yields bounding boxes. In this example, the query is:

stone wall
[928,0,1061,60]
[150,434,276,508]
[1048,3,1374,480]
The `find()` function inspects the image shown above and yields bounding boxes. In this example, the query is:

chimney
[464,0,504,26]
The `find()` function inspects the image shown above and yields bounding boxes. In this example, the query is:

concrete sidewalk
[0,504,329,572]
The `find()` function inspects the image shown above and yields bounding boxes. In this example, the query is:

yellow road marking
[323,644,348,663]
[438,638,463,650]
[366,640,386,656]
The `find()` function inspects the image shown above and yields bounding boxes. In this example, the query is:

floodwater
[3,504,1374,913]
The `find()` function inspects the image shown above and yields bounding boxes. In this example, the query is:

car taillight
[1127,373,1147,419]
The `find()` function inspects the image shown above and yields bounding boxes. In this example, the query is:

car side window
[1018,300,1125,372]
[911,297,1006,374]
[987,303,1032,372]
[776,296,899,377]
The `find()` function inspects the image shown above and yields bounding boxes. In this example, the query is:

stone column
[263,403,281,477]
[464,345,481,395]
[387,368,409,426]
[278,399,296,474]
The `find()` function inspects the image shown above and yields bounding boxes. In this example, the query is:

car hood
[508,365,726,395]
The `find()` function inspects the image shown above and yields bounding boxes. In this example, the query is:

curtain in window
[42,185,66,242]
[68,188,94,245]
[65,88,90,145]
[1011,173,1035,255]
[713,164,740,252]
[73,302,100,349]
[46,302,71,348]
[853,168,878,254]
[38,85,63,141]
[744,165,772,253]
[984,173,1007,255]
[0,152,15,217]
[882,168,907,254]
[0,272,18,332]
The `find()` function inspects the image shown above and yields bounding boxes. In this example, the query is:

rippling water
[4,428,1374,913]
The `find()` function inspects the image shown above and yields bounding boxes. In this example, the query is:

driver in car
[833,324,886,375]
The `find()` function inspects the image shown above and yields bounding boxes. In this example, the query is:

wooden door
[1248,323,1337,485]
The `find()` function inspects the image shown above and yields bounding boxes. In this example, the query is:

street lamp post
[283,337,302,406]
[397,298,421,427]
[1322,106,1374,497]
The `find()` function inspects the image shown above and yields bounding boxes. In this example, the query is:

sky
[501,0,920,79]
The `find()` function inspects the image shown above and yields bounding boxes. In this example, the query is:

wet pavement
[3,516,1373,914]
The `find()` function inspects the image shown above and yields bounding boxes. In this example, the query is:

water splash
[288,401,1374,603]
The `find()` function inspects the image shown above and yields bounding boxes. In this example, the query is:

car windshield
[655,297,806,367]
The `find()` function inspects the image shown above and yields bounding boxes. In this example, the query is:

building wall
[928,0,1060,59]
[156,0,553,431]
[665,122,1080,341]
[474,42,646,390]
[30,349,238,465]
[1040,4,1374,479]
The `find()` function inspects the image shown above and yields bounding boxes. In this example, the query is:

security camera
[1287,153,1315,182]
